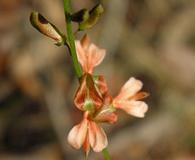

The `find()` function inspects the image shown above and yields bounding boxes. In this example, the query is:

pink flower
[67,112,116,156]
[75,35,106,74]
[113,77,149,118]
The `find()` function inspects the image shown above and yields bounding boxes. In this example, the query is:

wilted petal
[67,118,88,149]
[115,77,143,101]
[94,75,108,96]
[114,100,148,118]
[74,74,103,111]
[74,75,87,111]
[88,122,108,152]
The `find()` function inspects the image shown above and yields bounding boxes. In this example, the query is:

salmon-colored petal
[130,92,149,101]
[83,131,90,156]
[81,34,90,50]
[88,122,108,152]
[75,41,87,70]
[67,118,88,149]
[88,44,105,71]
[115,77,143,101]
[113,100,148,118]
[88,122,96,148]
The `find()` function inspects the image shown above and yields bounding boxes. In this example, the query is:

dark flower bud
[78,4,104,31]
[30,11,65,46]
[70,9,89,23]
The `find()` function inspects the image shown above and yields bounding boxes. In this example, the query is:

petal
[88,44,105,70]
[131,92,149,101]
[113,100,148,118]
[115,77,143,101]
[67,118,88,149]
[88,122,108,152]
[81,34,90,50]
[83,131,90,156]
[88,122,96,148]
[75,41,87,71]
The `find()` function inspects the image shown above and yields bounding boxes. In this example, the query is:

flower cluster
[67,35,149,156]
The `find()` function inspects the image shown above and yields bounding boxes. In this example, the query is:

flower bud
[30,11,64,46]
[71,9,89,23]
[78,4,104,31]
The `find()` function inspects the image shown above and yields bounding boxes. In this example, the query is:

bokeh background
[1,0,195,159]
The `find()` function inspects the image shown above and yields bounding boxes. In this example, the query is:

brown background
[0,0,195,159]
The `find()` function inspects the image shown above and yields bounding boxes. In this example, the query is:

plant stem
[102,148,111,160]
[63,0,82,78]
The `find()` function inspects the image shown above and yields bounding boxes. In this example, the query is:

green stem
[102,148,111,160]
[63,0,82,78]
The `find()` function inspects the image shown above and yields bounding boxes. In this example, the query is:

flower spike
[30,0,150,158]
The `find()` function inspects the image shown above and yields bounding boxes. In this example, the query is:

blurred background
[0,0,195,159]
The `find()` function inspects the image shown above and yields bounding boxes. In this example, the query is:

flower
[75,35,105,74]
[68,111,117,156]
[69,36,149,156]
[113,77,149,118]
